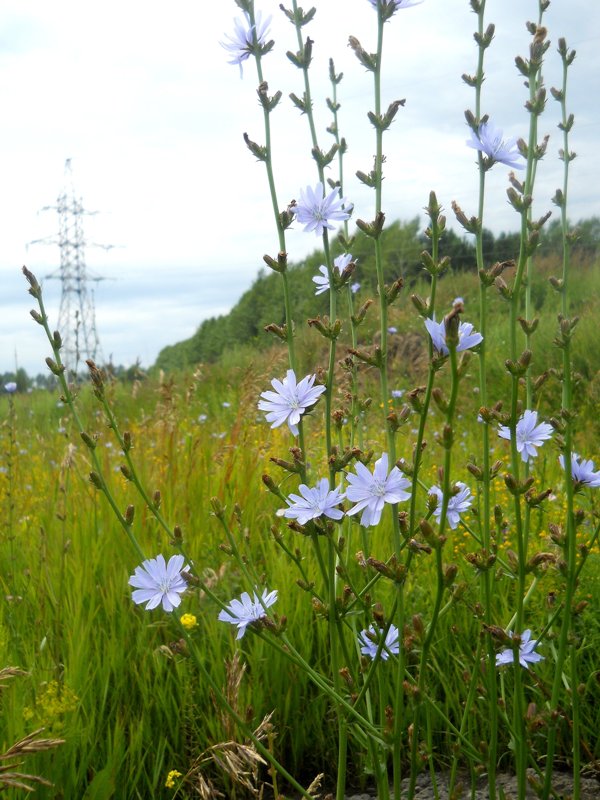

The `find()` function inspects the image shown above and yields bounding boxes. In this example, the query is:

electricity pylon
[30,159,112,377]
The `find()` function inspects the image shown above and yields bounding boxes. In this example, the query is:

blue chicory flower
[466,121,525,169]
[278,478,345,525]
[559,452,600,488]
[496,630,543,669]
[358,624,400,660]
[498,410,553,463]
[346,453,411,527]
[129,554,189,613]
[425,316,483,356]
[221,12,272,77]
[294,182,352,236]
[258,369,326,436]
[218,589,278,639]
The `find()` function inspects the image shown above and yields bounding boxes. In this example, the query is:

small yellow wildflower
[165,770,182,789]
[180,613,197,630]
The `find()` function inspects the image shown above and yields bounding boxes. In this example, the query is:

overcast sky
[1,1,598,375]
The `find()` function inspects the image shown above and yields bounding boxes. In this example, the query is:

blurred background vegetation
[152,215,600,371]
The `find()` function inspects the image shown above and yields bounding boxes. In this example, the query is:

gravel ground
[340,770,600,799]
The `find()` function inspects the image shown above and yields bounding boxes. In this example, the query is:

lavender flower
[498,410,553,463]
[221,11,272,77]
[312,253,354,295]
[258,369,326,436]
[294,182,352,236]
[277,478,345,525]
[559,452,600,488]
[346,453,411,527]
[312,265,330,295]
[351,282,361,294]
[428,482,473,529]
[358,624,400,661]
[335,253,353,272]
[391,389,404,399]
[424,316,483,356]
[218,588,278,639]
[4,382,17,393]
[129,554,189,613]
[467,121,525,170]
[496,630,544,669]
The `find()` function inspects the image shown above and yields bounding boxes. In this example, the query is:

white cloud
[1,0,599,374]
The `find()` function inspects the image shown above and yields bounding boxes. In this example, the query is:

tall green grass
[1,259,600,796]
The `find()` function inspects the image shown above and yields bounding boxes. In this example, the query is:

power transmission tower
[31,159,112,377]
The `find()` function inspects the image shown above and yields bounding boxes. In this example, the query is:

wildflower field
[3,1,600,798]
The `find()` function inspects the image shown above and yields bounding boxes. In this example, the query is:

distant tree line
[0,360,146,392]
[154,216,600,371]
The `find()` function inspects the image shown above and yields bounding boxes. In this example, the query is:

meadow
[1,259,600,798]
[3,1,600,798]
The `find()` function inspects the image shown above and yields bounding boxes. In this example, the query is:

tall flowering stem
[508,19,548,366]
[505,17,549,799]
[326,58,347,225]
[395,191,445,798]
[283,11,349,796]
[327,57,361,448]
[243,2,299,380]
[523,2,549,411]
[407,192,444,531]
[408,322,460,800]
[354,0,406,550]
[351,4,392,447]
[542,36,579,800]
[461,2,499,793]
[286,1,321,164]
[373,13,391,449]
[284,3,341,473]
[323,234,337,478]
[352,10,410,795]
[345,285,363,449]
[235,1,314,471]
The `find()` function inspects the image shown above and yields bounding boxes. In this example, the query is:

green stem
[322,231,337,479]
[408,343,459,800]
[248,3,297,372]
[505,19,548,793]
[346,284,361,449]
[327,535,347,800]
[291,0,320,161]
[543,35,579,800]
[469,2,497,783]
[369,12,408,795]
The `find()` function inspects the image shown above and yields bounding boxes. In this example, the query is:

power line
[30,159,113,377]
